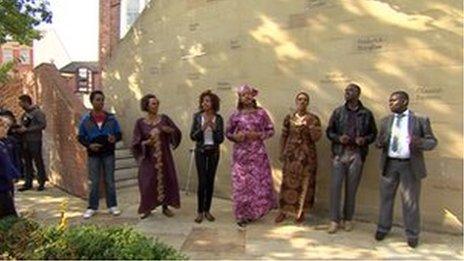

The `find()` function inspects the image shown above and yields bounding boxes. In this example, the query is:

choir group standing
[76,83,436,248]
[0,82,436,249]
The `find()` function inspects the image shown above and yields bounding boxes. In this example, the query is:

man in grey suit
[374,91,437,248]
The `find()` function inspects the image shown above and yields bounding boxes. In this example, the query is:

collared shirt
[388,109,410,158]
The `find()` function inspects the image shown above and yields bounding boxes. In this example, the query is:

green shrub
[0,216,187,260]
[0,216,41,259]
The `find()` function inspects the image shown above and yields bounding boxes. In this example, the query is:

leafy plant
[0,216,187,260]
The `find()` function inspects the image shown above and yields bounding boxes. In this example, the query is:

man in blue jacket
[78,90,122,219]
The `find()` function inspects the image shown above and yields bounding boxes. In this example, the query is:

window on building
[120,0,148,38]
[126,0,140,29]
[2,49,14,63]
[19,49,31,65]
[76,67,93,93]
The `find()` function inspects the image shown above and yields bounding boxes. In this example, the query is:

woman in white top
[189,90,224,223]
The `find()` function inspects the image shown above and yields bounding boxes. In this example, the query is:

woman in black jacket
[190,90,224,223]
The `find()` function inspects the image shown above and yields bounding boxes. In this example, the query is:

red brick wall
[99,0,121,76]
[34,63,89,198]
[1,71,37,118]
[1,64,101,199]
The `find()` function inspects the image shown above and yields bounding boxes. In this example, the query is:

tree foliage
[0,0,52,83]
[0,0,53,44]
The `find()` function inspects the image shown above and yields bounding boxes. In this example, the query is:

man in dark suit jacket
[374,91,437,248]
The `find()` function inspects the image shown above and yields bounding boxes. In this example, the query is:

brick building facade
[0,42,34,74]
[99,0,121,74]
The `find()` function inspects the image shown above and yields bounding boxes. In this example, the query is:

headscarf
[236,84,258,97]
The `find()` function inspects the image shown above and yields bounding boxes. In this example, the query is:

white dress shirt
[201,115,215,145]
[388,109,410,159]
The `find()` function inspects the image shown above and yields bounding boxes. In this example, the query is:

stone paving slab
[14,184,464,260]
[181,227,246,253]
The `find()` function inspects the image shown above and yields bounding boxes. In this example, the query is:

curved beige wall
[103,0,463,233]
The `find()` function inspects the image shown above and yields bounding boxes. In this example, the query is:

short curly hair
[140,94,158,112]
[199,90,220,112]
[295,91,310,101]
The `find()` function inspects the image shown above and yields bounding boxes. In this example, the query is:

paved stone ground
[15,184,463,260]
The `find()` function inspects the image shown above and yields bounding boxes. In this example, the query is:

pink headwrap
[236,84,259,97]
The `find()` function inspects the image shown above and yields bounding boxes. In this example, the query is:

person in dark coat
[0,116,20,218]
[0,107,22,176]
[326,83,377,233]
[16,95,47,191]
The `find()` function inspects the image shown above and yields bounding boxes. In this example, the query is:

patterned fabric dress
[279,112,321,218]
[226,107,276,221]
[131,115,182,214]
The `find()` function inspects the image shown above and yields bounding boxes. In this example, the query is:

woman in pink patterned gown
[226,84,276,227]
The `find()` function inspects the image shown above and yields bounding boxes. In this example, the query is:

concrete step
[114,167,138,182]
[114,142,138,189]
[116,178,138,189]
[115,148,133,159]
[115,157,138,170]
[115,141,125,149]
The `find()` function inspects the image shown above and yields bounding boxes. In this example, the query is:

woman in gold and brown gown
[275,91,322,223]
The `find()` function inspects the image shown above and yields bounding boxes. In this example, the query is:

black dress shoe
[407,238,418,248]
[37,185,45,191]
[237,220,247,228]
[18,186,32,192]
[375,231,387,241]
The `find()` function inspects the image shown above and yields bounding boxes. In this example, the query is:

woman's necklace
[294,112,306,126]
[145,115,160,126]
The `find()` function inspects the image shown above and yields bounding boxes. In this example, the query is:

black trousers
[23,140,47,187]
[195,148,219,213]
[0,191,17,219]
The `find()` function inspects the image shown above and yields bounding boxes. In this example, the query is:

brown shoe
[162,207,174,217]
[295,214,305,224]
[194,213,204,223]
[204,212,215,222]
[140,211,152,219]
[327,221,338,234]
[274,212,287,223]
[344,220,353,231]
